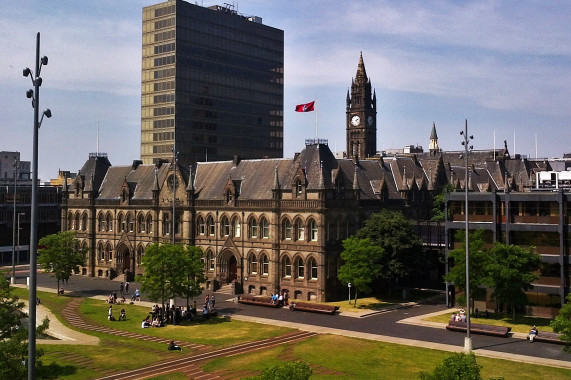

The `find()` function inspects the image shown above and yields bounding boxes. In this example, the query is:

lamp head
[43,109,52,118]
[35,77,42,86]
[23,67,31,77]
[41,56,48,65]
[26,89,34,98]
[460,131,464,136]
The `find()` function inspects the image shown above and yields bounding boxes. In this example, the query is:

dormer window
[296,180,303,194]
[226,190,232,203]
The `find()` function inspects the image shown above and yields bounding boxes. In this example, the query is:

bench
[446,320,511,337]
[289,302,339,315]
[531,332,566,345]
[238,294,281,308]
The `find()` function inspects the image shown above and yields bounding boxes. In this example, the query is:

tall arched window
[232,217,241,237]
[282,256,291,277]
[97,242,104,261]
[137,214,145,233]
[127,213,134,232]
[310,219,318,241]
[310,258,318,279]
[221,216,230,237]
[81,213,88,231]
[295,257,304,279]
[282,219,292,240]
[118,213,125,232]
[146,214,153,234]
[249,253,258,274]
[106,212,113,231]
[295,219,305,241]
[106,243,113,262]
[207,216,215,236]
[163,213,170,235]
[261,217,269,239]
[250,218,258,238]
[98,213,105,232]
[261,254,269,275]
[74,212,80,230]
[137,245,144,266]
[197,216,205,235]
[206,250,215,271]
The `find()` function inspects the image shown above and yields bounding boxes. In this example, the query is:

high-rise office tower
[141,0,284,164]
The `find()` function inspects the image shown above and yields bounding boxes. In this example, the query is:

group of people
[450,309,467,322]
[202,294,216,319]
[270,290,290,306]
[106,291,126,304]
[108,305,126,321]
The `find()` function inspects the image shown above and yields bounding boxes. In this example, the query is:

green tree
[338,237,384,306]
[550,293,571,350]
[137,243,205,309]
[356,210,424,291]
[418,352,482,380]
[487,242,541,321]
[177,245,207,309]
[444,229,491,314]
[255,361,312,380]
[431,184,454,222]
[38,231,87,294]
[0,277,52,379]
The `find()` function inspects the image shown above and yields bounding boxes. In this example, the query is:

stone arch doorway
[116,244,132,275]
[219,249,239,284]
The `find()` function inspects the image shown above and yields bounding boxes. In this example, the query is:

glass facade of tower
[141,0,284,164]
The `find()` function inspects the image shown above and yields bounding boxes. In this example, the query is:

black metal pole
[28,31,41,380]
[11,158,18,284]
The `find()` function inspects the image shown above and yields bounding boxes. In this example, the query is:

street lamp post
[460,119,473,353]
[18,213,25,265]
[348,282,351,304]
[11,157,19,284]
[23,32,51,380]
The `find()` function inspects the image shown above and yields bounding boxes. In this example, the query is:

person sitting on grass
[168,340,182,351]
[141,316,151,328]
[119,308,126,321]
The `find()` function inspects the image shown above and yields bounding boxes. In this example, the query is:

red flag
[295,101,315,112]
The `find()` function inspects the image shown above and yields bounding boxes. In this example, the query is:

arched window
[226,190,232,203]
[249,253,258,274]
[261,254,269,275]
[295,219,305,241]
[232,217,241,237]
[137,245,144,266]
[127,213,134,232]
[163,213,170,235]
[310,219,318,241]
[310,258,318,279]
[221,216,230,237]
[206,250,215,271]
[98,213,105,232]
[197,216,205,235]
[207,216,215,236]
[146,214,153,234]
[282,256,291,277]
[81,213,88,231]
[261,217,269,239]
[74,212,80,230]
[97,242,104,261]
[296,180,303,194]
[106,212,113,231]
[295,257,305,279]
[282,219,292,240]
[106,243,113,262]
[137,214,145,233]
[250,218,258,238]
[118,213,125,232]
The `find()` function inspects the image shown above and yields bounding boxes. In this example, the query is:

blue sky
[1,0,570,180]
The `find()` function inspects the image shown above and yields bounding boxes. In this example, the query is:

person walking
[125,281,130,294]
[119,282,124,295]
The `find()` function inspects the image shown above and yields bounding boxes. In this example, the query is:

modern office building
[141,0,284,165]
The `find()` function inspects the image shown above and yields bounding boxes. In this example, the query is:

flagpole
[315,99,318,139]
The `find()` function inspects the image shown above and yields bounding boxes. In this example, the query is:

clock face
[351,115,360,126]
[367,116,374,126]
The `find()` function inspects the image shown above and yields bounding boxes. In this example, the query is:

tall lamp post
[171,148,178,244]
[460,119,473,353]
[23,32,51,380]
[11,157,19,284]
[18,213,25,265]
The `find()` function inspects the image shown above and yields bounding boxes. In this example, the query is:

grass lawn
[80,298,292,346]
[424,309,555,333]
[204,334,571,379]
[325,288,440,313]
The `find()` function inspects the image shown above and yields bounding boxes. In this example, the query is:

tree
[356,210,424,291]
[137,243,205,309]
[0,277,52,379]
[551,294,571,350]
[444,229,491,314]
[338,237,383,306]
[255,361,312,380]
[38,231,87,294]
[487,242,541,321]
[431,184,454,222]
[418,352,483,380]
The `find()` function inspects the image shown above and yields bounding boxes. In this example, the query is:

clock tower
[347,52,377,160]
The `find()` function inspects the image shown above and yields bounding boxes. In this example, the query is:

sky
[1,0,570,181]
